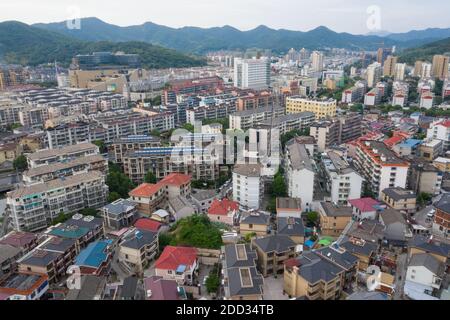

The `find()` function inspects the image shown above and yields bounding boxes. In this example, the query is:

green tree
[206,274,220,294]
[80,208,99,217]
[93,140,107,153]
[244,232,257,243]
[52,212,70,225]
[106,167,135,199]
[144,171,157,184]
[182,123,195,133]
[272,173,287,197]
[150,129,161,137]
[266,197,277,214]
[158,233,174,252]
[169,214,223,249]
[13,155,28,171]
[307,211,319,227]
[108,191,121,203]
[417,192,432,207]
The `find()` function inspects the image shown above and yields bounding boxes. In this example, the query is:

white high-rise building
[394,63,406,81]
[366,62,382,88]
[311,51,324,73]
[232,164,263,209]
[234,58,270,90]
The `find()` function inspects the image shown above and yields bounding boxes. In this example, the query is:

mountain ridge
[31,17,450,54]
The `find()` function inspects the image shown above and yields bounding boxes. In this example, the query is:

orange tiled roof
[160,173,191,187]
[129,183,163,197]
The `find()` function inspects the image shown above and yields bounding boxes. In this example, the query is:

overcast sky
[1,0,449,34]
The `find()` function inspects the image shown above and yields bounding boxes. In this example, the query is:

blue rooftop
[176,264,187,273]
[398,139,423,148]
[75,240,112,268]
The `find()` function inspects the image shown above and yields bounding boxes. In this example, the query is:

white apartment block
[366,62,382,88]
[285,141,315,208]
[322,151,363,204]
[354,140,410,199]
[229,107,285,131]
[6,171,108,232]
[232,165,263,210]
[234,58,271,90]
[341,81,366,104]
[427,120,450,151]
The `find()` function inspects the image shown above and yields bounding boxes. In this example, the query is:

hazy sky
[1,0,449,34]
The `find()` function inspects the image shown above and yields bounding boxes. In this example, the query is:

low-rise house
[191,189,216,214]
[346,291,389,300]
[381,187,417,215]
[18,236,77,283]
[129,183,166,216]
[119,276,140,300]
[348,198,382,221]
[434,157,450,172]
[347,219,385,244]
[0,245,22,281]
[222,243,264,300]
[65,275,107,300]
[167,196,196,221]
[100,199,138,230]
[379,208,411,247]
[340,237,378,271]
[144,276,187,300]
[0,231,38,254]
[252,235,298,277]
[207,198,239,226]
[318,202,353,237]
[404,253,446,300]
[277,217,305,244]
[119,229,158,274]
[276,198,302,219]
[284,246,359,300]
[154,246,198,285]
[46,214,105,252]
[151,209,170,223]
[239,212,270,237]
[0,272,49,300]
[133,218,162,233]
[72,240,113,276]
[408,235,450,268]
[433,194,450,238]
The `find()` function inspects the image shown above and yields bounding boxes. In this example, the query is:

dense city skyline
[1,0,450,34]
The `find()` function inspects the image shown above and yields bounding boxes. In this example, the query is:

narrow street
[393,253,408,300]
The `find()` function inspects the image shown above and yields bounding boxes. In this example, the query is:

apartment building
[185,99,234,120]
[286,97,337,120]
[23,154,107,185]
[431,55,449,80]
[222,244,264,300]
[322,151,363,204]
[310,120,339,152]
[122,146,218,184]
[419,140,443,161]
[285,140,315,208]
[318,202,353,237]
[341,81,366,104]
[257,112,315,135]
[408,161,443,196]
[381,187,417,215]
[100,199,138,230]
[162,76,224,105]
[229,106,285,131]
[340,237,378,271]
[232,164,263,210]
[236,91,273,111]
[433,157,450,172]
[427,120,450,152]
[27,142,99,168]
[119,229,158,274]
[366,62,382,88]
[7,171,108,232]
[252,235,297,277]
[0,97,25,131]
[348,198,382,221]
[276,198,302,219]
[338,113,363,144]
[383,55,398,77]
[17,236,78,283]
[110,135,161,165]
[234,58,270,90]
[354,140,410,199]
